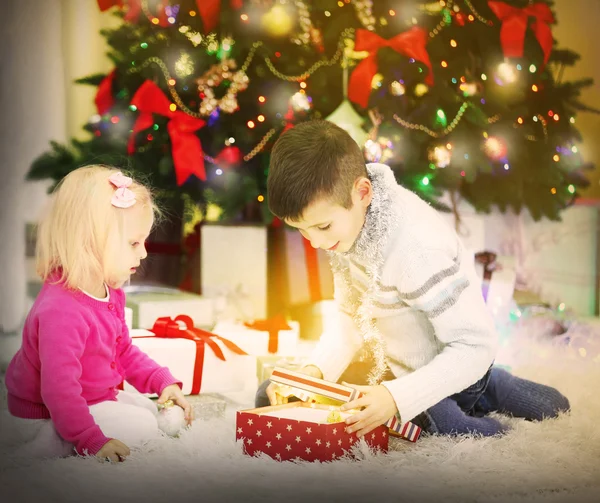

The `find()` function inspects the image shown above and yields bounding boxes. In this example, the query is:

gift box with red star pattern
[236,402,388,462]
[269,367,422,443]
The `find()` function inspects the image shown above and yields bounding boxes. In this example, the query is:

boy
[256,120,569,438]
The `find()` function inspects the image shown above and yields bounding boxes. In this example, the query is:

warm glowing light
[247,120,255,128]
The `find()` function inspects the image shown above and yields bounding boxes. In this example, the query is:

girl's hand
[157,384,194,425]
[96,439,130,463]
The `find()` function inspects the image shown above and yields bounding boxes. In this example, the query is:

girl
[3,166,192,462]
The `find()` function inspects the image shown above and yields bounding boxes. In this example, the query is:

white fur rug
[1,320,599,503]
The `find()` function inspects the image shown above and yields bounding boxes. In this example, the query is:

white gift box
[124,307,133,330]
[201,224,268,320]
[124,329,257,396]
[212,320,300,356]
[125,288,214,329]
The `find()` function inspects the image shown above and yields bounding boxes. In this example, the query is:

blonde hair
[36,165,160,290]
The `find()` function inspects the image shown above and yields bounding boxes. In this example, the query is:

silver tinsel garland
[327,164,400,385]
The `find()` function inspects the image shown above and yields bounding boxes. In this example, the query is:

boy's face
[284,177,372,254]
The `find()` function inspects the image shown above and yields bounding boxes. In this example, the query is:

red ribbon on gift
[128,80,207,185]
[95,69,116,115]
[348,27,434,109]
[244,314,291,354]
[302,237,322,303]
[146,315,247,395]
[488,1,555,65]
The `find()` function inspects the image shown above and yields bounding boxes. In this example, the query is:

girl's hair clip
[108,172,136,208]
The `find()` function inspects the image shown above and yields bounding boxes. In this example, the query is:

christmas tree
[28,0,598,224]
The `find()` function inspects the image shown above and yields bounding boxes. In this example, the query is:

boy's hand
[97,439,130,463]
[265,365,322,406]
[158,384,194,425]
[340,383,398,438]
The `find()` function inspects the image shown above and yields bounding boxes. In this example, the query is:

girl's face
[108,205,153,287]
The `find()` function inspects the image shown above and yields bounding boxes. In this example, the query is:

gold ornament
[196,59,249,116]
[418,1,446,13]
[354,0,376,31]
[290,91,311,111]
[343,38,370,64]
[364,139,383,162]
[414,83,429,97]
[179,25,204,47]
[291,0,311,46]
[390,81,406,96]
[496,62,517,84]
[371,73,384,89]
[262,5,294,37]
[175,52,194,78]
[459,82,478,96]
[429,144,452,168]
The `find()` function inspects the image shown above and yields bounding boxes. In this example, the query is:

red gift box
[269,367,422,443]
[236,402,388,462]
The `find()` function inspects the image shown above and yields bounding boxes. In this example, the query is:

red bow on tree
[195,0,243,33]
[97,0,170,26]
[244,314,292,354]
[128,80,207,185]
[95,69,116,115]
[151,315,247,394]
[97,0,123,11]
[348,27,434,109]
[488,1,555,66]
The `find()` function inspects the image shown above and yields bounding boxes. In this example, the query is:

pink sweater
[5,281,181,456]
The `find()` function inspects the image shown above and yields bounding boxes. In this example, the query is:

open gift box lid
[270,367,422,442]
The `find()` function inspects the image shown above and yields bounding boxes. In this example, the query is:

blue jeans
[255,363,570,437]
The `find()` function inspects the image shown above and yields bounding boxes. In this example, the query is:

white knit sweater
[306,163,498,423]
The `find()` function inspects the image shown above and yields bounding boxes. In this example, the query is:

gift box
[124,307,133,330]
[201,224,270,320]
[185,393,227,420]
[237,402,388,462]
[269,367,422,443]
[122,316,257,396]
[284,230,334,306]
[124,286,214,329]
[212,317,300,356]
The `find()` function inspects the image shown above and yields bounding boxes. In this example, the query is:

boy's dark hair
[267,120,367,221]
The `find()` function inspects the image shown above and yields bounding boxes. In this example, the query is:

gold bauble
[371,73,384,89]
[414,83,429,97]
[262,5,294,37]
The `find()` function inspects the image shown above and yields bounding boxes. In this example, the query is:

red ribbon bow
[244,314,291,354]
[95,69,116,115]
[194,0,243,33]
[97,0,170,26]
[348,27,434,109]
[150,315,248,395]
[97,0,123,11]
[128,80,207,185]
[488,1,555,65]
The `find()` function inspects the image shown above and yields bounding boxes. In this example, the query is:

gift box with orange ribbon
[212,315,300,357]
[284,230,334,307]
[122,315,257,396]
